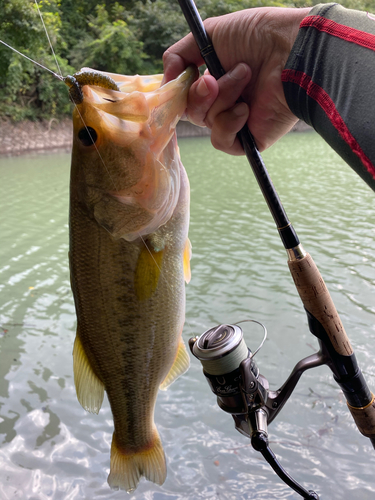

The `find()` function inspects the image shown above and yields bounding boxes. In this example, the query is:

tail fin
[107,429,167,492]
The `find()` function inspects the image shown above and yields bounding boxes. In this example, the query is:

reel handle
[288,250,375,441]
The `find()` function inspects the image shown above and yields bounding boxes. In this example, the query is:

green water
[0,132,374,499]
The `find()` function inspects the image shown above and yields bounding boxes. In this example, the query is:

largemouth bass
[69,66,197,491]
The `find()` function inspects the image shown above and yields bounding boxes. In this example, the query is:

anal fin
[73,331,105,414]
[160,337,190,391]
[108,428,166,492]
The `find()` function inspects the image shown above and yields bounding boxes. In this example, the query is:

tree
[0,0,73,120]
[69,3,147,74]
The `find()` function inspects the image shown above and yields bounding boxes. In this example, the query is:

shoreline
[0,118,311,157]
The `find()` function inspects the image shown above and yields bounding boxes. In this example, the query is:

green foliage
[1,0,375,121]
[130,0,190,72]
[70,4,147,74]
[0,0,74,120]
[197,0,285,18]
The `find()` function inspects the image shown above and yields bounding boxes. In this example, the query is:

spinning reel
[189,320,327,499]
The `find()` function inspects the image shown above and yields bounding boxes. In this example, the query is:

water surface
[0,132,374,499]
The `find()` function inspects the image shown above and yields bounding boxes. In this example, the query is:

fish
[68,65,197,491]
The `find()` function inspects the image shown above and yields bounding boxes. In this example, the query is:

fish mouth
[71,66,198,240]
[72,65,198,150]
[74,65,197,118]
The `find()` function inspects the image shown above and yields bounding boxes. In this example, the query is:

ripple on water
[0,136,375,499]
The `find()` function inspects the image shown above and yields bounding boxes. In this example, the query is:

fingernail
[233,102,248,117]
[229,63,247,81]
[196,78,210,97]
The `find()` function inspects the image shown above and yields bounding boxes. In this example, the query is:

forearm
[282,3,375,191]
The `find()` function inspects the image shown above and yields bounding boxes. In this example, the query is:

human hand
[163,7,310,154]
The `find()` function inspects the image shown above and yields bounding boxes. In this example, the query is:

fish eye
[78,126,98,146]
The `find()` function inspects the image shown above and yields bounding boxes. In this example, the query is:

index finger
[163,32,205,83]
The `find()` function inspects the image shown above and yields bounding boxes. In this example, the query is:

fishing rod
[177,0,375,497]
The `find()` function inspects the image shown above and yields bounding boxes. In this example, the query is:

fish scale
[68,67,197,491]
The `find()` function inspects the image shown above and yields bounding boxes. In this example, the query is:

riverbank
[0,118,311,156]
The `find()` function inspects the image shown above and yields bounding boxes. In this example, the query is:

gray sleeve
[282,3,375,191]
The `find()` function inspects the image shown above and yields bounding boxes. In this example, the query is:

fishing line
[73,104,119,192]
[34,0,63,78]
[0,39,63,81]
[0,34,119,196]
[31,5,120,192]
[3,6,120,192]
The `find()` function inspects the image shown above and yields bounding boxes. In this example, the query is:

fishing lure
[64,70,120,104]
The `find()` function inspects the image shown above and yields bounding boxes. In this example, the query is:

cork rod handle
[288,252,353,356]
[288,252,375,441]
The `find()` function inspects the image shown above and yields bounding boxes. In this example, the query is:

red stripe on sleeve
[301,15,375,51]
[281,69,375,179]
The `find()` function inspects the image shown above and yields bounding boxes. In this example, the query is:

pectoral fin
[134,245,164,301]
[183,238,192,284]
[160,337,190,391]
[73,331,105,414]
